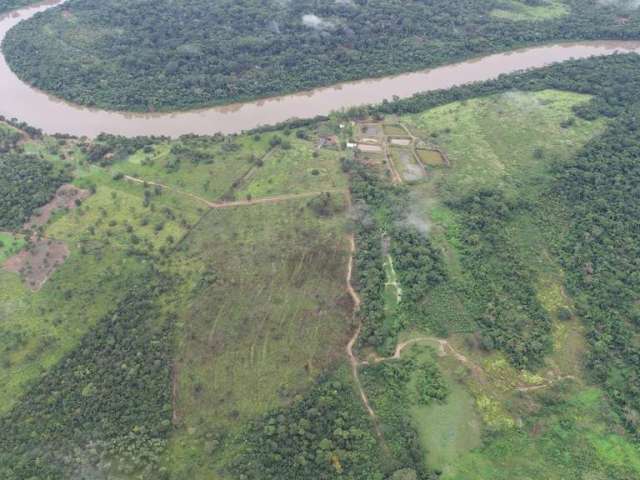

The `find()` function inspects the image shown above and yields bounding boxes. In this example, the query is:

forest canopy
[4,0,640,111]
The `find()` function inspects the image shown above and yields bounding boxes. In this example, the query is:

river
[2,0,640,138]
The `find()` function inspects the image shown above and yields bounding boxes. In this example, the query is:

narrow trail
[345,234,576,434]
[345,234,383,437]
[124,174,345,209]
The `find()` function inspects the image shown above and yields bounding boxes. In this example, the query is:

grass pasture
[238,137,347,199]
[405,346,482,474]
[112,134,273,201]
[49,170,203,252]
[491,0,569,21]
[0,232,25,263]
[167,199,353,478]
[416,148,447,167]
[403,89,606,198]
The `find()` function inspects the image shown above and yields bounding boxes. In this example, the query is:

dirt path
[124,174,345,209]
[384,144,403,184]
[345,236,575,431]
[345,235,383,433]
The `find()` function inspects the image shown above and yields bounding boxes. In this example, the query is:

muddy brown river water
[2,0,640,138]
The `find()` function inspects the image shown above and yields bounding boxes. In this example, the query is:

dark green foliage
[0,152,70,230]
[447,189,552,368]
[0,278,175,479]
[347,160,446,353]
[0,127,22,153]
[84,133,166,167]
[556,106,640,436]
[415,362,449,406]
[6,0,640,110]
[307,192,343,217]
[390,227,447,305]
[235,376,383,480]
[360,354,441,479]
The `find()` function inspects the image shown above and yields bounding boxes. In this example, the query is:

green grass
[445,387,640,479]
[112,134,273,201]
[491,0,569,21]
[238,137,348,199]
[407,349,482,473]
[0,232,25,263]
[380,90,635,477]
[165,199,353,479]
[416,149,446,167]
[48,170,203,251]
[404,89,606,199]
[0,163,207,414]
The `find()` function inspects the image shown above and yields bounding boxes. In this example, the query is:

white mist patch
[404,210,432,236]
[302,14,334,30]
[398,191,432,236]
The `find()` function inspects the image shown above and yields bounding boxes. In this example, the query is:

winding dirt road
[344,237,576,431]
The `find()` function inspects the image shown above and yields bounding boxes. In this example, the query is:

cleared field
[403,89,607,198]
[491,0,569,21]
[166,200,354,478]
[445,387,640,479]
[48,170,203,251]
[383,124,408,136]
[417,148,447,167]
[112,134,273,201]
[408,351,482,474]
[237,137,347,199]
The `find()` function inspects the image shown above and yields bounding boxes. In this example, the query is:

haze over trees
[4,0,640,110]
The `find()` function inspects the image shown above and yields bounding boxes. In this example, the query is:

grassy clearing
[383,124,408,136]
[407,349,482,473]
[0,161,206,415]
[112,134,273,201]
[166,199,353,479]
[0,232,25,263]
[237,137,347,199]
[445,387,640,479]
[416,149,446,167]
[404,89,606,198]
[491,0,569,21]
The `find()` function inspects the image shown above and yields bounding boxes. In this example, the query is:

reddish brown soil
[3,238,69,291]
[26,184,90,229]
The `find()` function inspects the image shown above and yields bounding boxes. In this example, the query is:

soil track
[344,238,577,435]
[124,175,345,209]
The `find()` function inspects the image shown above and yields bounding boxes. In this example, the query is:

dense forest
[4,0,640,110]
[0,151,70,230]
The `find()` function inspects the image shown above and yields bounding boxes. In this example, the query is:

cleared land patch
[491,0,569,21]
[167,199,353,478]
